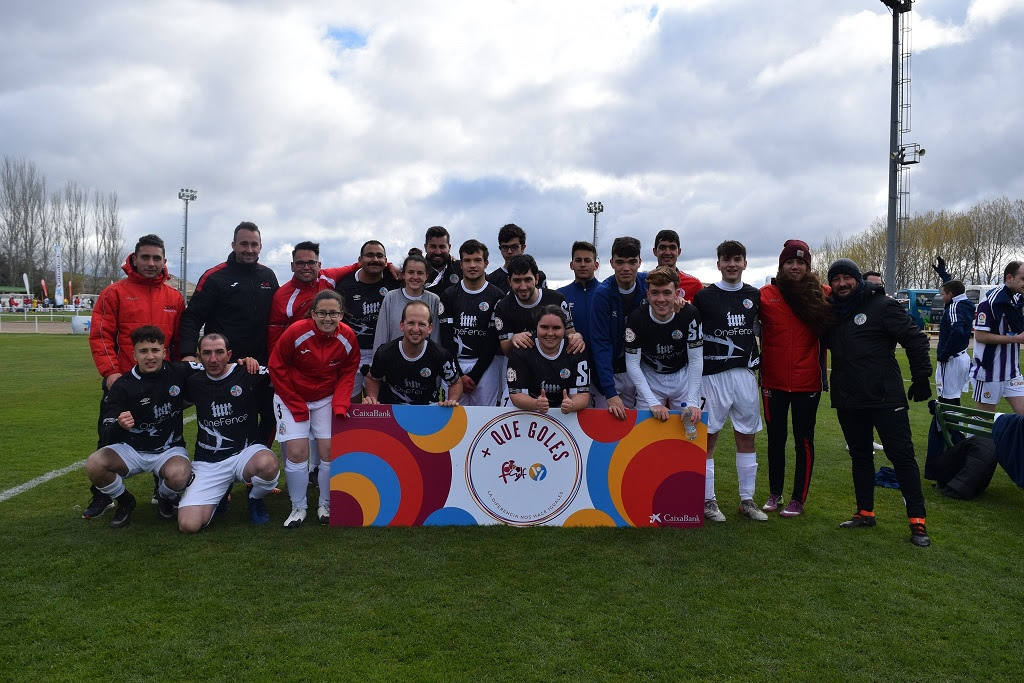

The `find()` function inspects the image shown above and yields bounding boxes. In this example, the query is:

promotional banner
[330,406,707,528]
[22,273,30,296]
[54,243,65,306]
[40,279,48,298]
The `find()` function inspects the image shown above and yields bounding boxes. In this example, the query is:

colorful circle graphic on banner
[392,404,468,453]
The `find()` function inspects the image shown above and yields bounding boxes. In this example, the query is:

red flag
[40,279,48,298]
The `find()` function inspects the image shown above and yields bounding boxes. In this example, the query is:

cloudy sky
[3,0,1023,287]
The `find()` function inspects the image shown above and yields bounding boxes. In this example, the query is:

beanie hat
[827,258,863,284]
[779,239,811,269]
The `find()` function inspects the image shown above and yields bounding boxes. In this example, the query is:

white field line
[0,414,197,503]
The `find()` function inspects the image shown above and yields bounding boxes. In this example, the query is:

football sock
[284,459,308,508]
[98,475,125,499]
[309,437,320,469]
[249,474,278,500]
[737,452,757,500]
[705,459,716,501]
[157,478,180,502]
[318,461,331,507]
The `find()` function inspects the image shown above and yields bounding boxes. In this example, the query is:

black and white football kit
[369,338,462,405]
[426,260,463,297]
[623,304,703,409]
[439,281,505,406]
[336,269,401,391]
[507,340,590,398]
[492,289,572,341]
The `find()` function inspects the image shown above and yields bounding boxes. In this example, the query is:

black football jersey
[439,281,503,381]
[369,338,462,405]
[692,283,760,375]
[426,260,463,297]
[507,341,590,397]
[493,289,572,340]
[487,266,547,293]
[624,304,703,374]
[186,363,270,463]
[336,270,401,349]
[100,361,203,452]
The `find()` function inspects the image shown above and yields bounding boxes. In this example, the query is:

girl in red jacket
[269,290,360,528]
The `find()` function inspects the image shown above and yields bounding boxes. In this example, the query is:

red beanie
[779,239,811,269]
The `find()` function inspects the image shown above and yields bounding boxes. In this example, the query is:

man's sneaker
[779,500,804,517]
[739,499,769,521]
[839,512,877,528]
[284,506,307,528]
[318,504,330,525]
[248,497,270,525]
[309,465,319,488]
[82,486,114,519]
[109,491,137,529]
[156,495,177,520]
[909,520,931,547]
[704,499,726,523]
[762,493,783,513]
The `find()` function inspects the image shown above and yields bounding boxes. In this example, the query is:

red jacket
[759,282,829,392]
[269,318,361,420]
[677,269,704,301]
[266,265,357,356]
[89,256,185,379]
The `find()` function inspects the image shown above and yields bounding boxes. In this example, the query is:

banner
[330,406,707,528]
[54,243,65,306]
[40,279,48,298]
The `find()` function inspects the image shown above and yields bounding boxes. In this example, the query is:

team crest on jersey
[494,317,504,331]
[352,294,362,301]
[379,286,388,297]
[624,328,636,343]
[438,302,445,314]
[450,273,459,283]
[671,329,683,340]
[559,368,571,379]
[742,298,753,309]
[977,312,987,325]
[854,313,867,325]
[507,367,517,382]
[230,385,242,397]
[168,385,180,396]
[479,301,490,312]
[420,367,432,377]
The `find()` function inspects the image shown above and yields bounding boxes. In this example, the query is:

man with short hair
[589,236,648,417]
[177,333,279,531]
[82,326,200,528]
[936,280,975,406]
[692,240,766,522]
[364,301,463,406]
[487,223,546,292]
[824,257,932,547]
[439,239,505,406]
[652,229,704,301]
[179,222,279,444]
[863,271,884,287]
[557,241,600,346]
[424,226,463,296]
[971,261,1024,413]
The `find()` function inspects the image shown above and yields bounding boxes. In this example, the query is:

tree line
[0,157,123,296]
[814,197,1024,289]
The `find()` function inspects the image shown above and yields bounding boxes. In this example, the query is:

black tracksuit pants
[762,388,820,503]
[836,406,926,518]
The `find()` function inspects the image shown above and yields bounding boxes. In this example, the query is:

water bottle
[683,411,697,440]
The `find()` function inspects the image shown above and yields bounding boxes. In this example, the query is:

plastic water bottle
[683,411,697,440]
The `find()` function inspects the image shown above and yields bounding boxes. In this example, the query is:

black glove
[907,377,931,402]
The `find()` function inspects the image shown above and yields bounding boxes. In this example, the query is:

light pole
[587,201,603,255]
[177,188,197,296]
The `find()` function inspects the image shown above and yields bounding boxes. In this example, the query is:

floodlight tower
[587,201,604,255]
[178,188,197,296]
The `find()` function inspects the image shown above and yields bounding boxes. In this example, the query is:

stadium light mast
[178,188,197,297]
[587,201,604,255]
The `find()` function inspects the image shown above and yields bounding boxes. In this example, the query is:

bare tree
[0,157,47,288]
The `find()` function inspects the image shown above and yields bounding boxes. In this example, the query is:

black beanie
[827,258,863,283]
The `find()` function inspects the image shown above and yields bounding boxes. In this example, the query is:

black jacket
[824,283,931,410]
[179,253,279,362]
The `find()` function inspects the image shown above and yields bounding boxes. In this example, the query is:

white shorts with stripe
[936,352,971,399]
[701,367,762,434]
[274,394,333,442]
[973,375,1024,405]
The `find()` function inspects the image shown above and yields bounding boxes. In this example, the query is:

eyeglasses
[293,260,318,267]
[498,243,523,253]
[312,311,342,319]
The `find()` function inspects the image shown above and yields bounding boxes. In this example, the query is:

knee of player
[254,451,280,479]
[177,512,205,535]
[85,448,115,476]
[161,458,192,489]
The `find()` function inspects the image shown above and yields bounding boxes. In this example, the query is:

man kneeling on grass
[83,326,202,528]
[177,333,279,532]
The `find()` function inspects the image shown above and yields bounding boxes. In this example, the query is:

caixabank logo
[465,411,582,526]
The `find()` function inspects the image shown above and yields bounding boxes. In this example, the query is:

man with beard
[759,240,831,518]
[423,226,463,296]
[824,258,932,547]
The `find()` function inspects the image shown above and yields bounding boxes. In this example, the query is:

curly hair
[776,268,832,335]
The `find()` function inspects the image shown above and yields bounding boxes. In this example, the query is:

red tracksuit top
[266,265,357,356]
[269,318,361,421]
[759,282,829,392]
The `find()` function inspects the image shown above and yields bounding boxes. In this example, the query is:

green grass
[1,334,1022,680]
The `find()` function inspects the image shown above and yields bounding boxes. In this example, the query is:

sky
[3,0,1023,288]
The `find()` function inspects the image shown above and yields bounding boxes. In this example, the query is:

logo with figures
[559,368,571,379]
[420,367,432,377]
[230,385,242,397]
[378,286,388,296]
[742,298,753,309]
[479,301,490,312]
[168,385,180,397]
[465,411,583,526]
[671,329,683,340]
[854,313,867,325]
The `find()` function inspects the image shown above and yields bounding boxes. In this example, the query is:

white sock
[318,460,331,507]
[249,473,278,500]
[284,459,308,509]
[737,452,758,501]
[98,475,125,499]
[157,478,181,502]
[309,437,321,469]
[704,459,716,501]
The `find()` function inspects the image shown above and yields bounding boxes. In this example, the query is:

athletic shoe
[762,493,783,513]
[82,486,114,519]
[248,497,270,525]
[156,495,177,520]
[704,499,726,523]
[739,499,768,521]
[109,491,137,529]
[910,521,931,547]
[779,500,804,517]
[318,504,330,525]
[284,506,307,528]
[309,465,319,488]
[839,512,877,528]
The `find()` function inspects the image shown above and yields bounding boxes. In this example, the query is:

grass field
[1,334,1022,680]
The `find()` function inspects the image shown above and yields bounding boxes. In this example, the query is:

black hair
[716,240,746,259]
[233,221,260,240]
[134,234,165,255]
[611,236,641,259]
[460,239,489,261]
[130,325,165,346]
[292,241,320,258]
[654,229,680,248]
[498,223,526,245]
[507,254,539,277]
